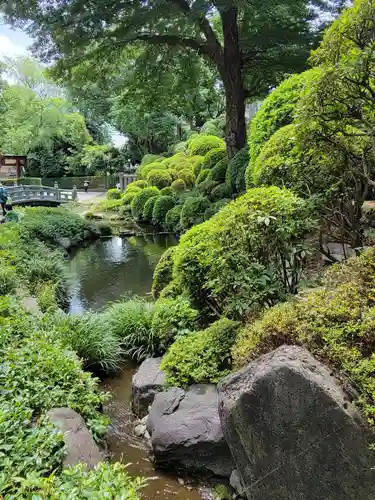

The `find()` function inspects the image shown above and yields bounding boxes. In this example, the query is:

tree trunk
[221,7,246,159]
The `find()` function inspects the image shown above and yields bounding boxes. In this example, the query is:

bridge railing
[6,184,77,205]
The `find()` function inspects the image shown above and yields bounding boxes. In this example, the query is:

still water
[68,235,203,500]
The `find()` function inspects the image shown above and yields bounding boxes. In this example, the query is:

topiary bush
[121,190,139,206]
[178,169,195,188]
[127,180,148,190]
[210,182,231,202]
[131,187,160,220]
[180,195,211,230]
[141,153,164,166]
[152,196,175,225]
[226,147,249,193]
[138,161,164,179]
[202,147,227,169]
[146,169,172,189]
[171,178,186,194]
[164,205,183,232]
[195,169,210,185]
[204,199,230,220]
[142,195,160,222]
[197,178,219,197]
[174,187,316,318]
[151,296,199,349]
[152,246,178,299]
[161,318,240,387]
[190,155,205,177]
[209,158,228,182]
[247,70,315,187]
[160,186,174,196]
[106,188,122,200]
[187,135,225,156]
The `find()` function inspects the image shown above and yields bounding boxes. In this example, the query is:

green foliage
[37,282,59,313]
[197,178,219,197]
[128,179,148,189]
[142,195,160,222]
[195,169,210,185]
[152,195,175,225]
[106,188,122,200]
[147,168,172,189]
[131,186,160,220]
[151,296,198,348]
[171,178,186,193]
[93,198,123,213]
[141,153,164,166]
[121,190,139,206]
[226,147,249,194]
[203,147,227,169]
[209,158,228,182]
[0,265,17,295]
[105,298,156,361]
[210,183,231,202]
[178,168,195,188]
[161,318,239,387]
[180,195,211,230]
[174,187,316,318]
[190,155,205,177]
[187,135,225,156]
[160,186,174,196]
[233,249,375,424]
[204,199,230,220]
[138,161,163,179]
[164,205,183,232]
[247,70,315,187]
[152,246,177,298]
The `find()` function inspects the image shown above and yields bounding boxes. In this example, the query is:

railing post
[54,181,60,201]
[72,185,78,202]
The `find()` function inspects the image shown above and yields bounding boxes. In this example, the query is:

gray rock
[83,229,92,240]
[147,384,234,477]
[132,357,166,418]
[322,242,356,262]
[47,407,102,469]
[57,237,72,250]
[134,423,147,438]
[230,469,245,497]
[218,345,375,500]
[21,295,40,315]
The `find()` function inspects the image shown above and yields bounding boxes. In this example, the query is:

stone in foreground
[47,407,102,469]
[218,345,375,500]
[131,357,166,418]
[147,384,234,477]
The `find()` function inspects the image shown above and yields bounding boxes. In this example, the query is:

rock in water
[218,345,375,500]
[47,407,102,469]
[132,357,166,418]
[147,384,234,477]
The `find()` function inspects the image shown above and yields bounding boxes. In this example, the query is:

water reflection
[68,234,177,313]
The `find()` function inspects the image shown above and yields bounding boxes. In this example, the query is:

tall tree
[1,0,343,157]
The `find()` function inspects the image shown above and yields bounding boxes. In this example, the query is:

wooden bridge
[6,183,77,206]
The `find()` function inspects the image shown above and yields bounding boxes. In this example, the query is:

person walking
[83,180,89,193]
[0,182,8,216]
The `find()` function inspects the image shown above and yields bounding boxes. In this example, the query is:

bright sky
[0,21,126,147]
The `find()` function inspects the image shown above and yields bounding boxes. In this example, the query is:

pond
[68,235,204,500]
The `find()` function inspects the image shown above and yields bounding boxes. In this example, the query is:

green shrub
[190,155,205,177]
[93,199,123,213]
[121,190,139,206]
[106,188,122,200]
[174,187,316,318]
[171,178,186,193]
[203,147,227,169]
[180,195,211,230]
[178,169,195,188]
[164,205,183,232]
[168,168,179,181]
[138,161,163,179]
[147,169,172,189]
[37,282,59,313]
[141,153,164,166]
[197,178,219,197]
[151,296,198,348]
[131,187,160,220]
[159,279,183,299]
[142,195,160,222]
[160,186,174,196]
[125,184,143,194]
[152,195,175,225]
[247,70,315,187]
[210,183,231,202]
[152,246,177,298]
[204,199,230,220]
[209,158,228,182]
[226,147,249,193]
[173,141,187,153]
[0,265,17,295]
[195,169,210,185]
[105,298,156,361]
[127,179,148,189]
[187,135,225,156]
[161,318,239,387]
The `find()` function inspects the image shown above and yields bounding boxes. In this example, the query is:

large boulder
[218,345,375,500]
[147,384,234,477]
[47,407,102,469]
[132,357,165,418]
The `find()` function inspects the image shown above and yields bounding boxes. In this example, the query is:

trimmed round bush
[178,169,195,188]
[189,155,205,177]
[128,180,148,189]
[197,179,219,197]
[138,161,163,179]
[106,188,122,200]
[171,178,186,194]
[168,168,179,181]
[121,190,139,206]
[209,158,228,182]
[203,147,227,169]
[204,199,230,220]
[152,246,177,298]
[187,134,225,156]
[160,186,174,196]
[165,205,183,232]
[180,195,211,230]
[167,153,188,170]
[151,296,199,348]
[173,141,187,153]
[141,153,164,166]
[142,195,160,221]
[152,195,175,225]
[210,182,231,202]
[125,184,143,195]
[147,169,172,189]
[161,318,240,387]
[131,186,160,219]
[226,147,249,193]
[195,169,210,185]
